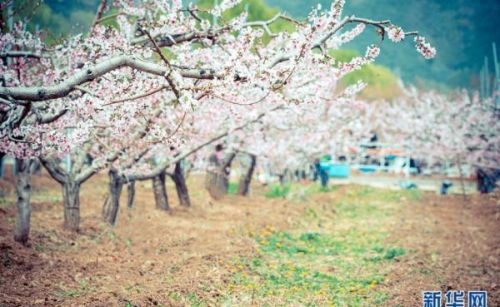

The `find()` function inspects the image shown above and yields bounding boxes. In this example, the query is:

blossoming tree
[0,0,435,243]
[365,88,499,193]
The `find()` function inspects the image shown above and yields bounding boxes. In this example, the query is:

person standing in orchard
[206,144,236,199]
[314,158,330,189]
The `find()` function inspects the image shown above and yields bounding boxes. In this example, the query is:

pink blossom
[414,36,437,59]
[387,26,405,43]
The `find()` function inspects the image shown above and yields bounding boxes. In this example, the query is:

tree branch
[95,12,125,24]
[143,29,181,98]
[38,108,68,124]
[0,51,50,59]
[126,104,283,181]
[40,157,67,184]
[0,55,219,102]
[131,13,300,47]
[312,16,418,50]
[91,0,108,31]
[103,85,170,106]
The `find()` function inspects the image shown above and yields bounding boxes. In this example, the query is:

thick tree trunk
[127,180,136,208]
[62,180,81,231]
[171,161,191,207]
[238,154,256,196]
[153,171,169,210]
[102,169,123,225]
[14,158,33,244]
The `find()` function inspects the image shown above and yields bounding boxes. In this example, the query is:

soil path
[0,173,498,306]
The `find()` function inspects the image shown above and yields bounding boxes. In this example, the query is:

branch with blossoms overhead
[0,0,435,100]
[0,0,436,159]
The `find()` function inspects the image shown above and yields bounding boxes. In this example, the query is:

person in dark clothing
[314,158,329,188]
[477,168,499,193]
[440,181,453,195]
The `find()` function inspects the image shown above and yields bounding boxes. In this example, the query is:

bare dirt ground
[0,172,499,306]
[381,192,500,306]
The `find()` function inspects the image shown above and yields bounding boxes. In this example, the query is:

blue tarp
[321,163,350,178]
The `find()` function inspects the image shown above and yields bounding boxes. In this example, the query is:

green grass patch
[306,184,339,194]
[228,182,239,194]
[264,184,291,198]
[264,182,340,199]
[227,226,397,305]
[344,185,422,203]
[224,185,411,305]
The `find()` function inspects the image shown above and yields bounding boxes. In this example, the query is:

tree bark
[153,171,169,210]
[127,180,136,208]
[171,161,191,207]
[238,154,256,196]
[14,158,33,244]
[102,169,123,225]
[62,180,81,231]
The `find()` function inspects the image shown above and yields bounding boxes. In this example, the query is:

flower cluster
[331,0,346,20]
[387,26,405,43]
[414,36,437,59]
[339,23,366,44]
[335,45,380,78]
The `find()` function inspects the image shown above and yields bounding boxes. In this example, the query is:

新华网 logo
[422,290,487,307]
